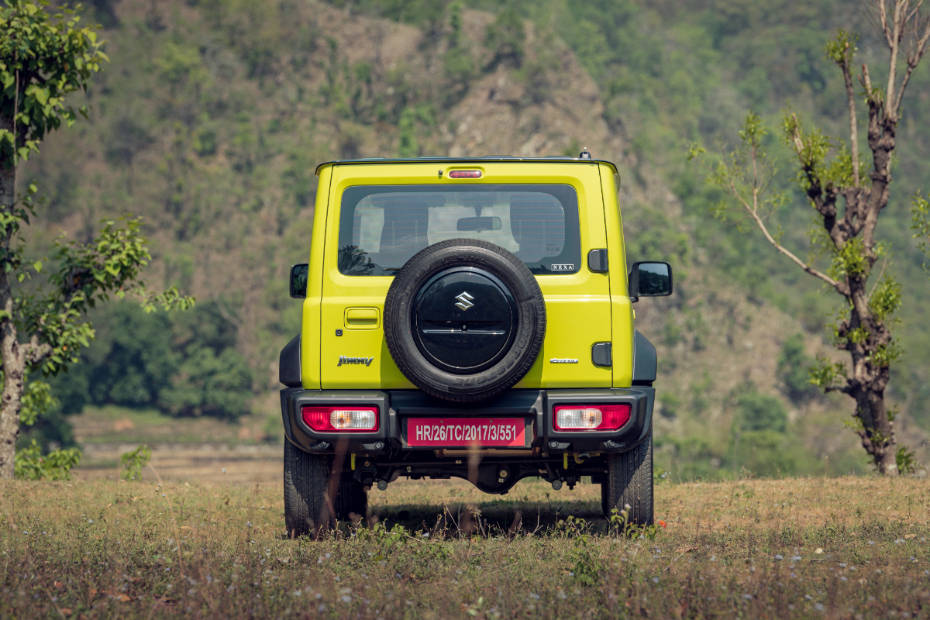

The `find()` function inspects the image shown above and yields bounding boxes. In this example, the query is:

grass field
[2,475,928,618]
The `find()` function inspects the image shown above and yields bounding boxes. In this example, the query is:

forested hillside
[20,0,930,476]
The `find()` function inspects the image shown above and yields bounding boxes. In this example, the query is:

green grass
[2,476,928,617]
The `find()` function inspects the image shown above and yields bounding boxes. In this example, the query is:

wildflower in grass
[657,520,667,529]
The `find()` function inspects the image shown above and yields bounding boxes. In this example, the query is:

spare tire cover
[384,239,546,403]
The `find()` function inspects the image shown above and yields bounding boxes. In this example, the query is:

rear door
[318,161,613,389]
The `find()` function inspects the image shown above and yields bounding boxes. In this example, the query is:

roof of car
[315,156,619,175]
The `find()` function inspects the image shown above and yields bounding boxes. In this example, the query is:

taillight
[301,406,379,432]
[553,404,630,431]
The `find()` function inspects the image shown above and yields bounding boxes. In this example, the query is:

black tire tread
[601,432,653,525]
[284,441,368,536]
[283,440,331,536]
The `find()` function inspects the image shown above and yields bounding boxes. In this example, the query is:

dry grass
[2,475,928,618]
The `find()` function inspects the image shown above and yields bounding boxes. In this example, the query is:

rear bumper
[280,387,654,457]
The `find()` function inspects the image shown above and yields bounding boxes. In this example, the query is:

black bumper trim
[281,387,654,456]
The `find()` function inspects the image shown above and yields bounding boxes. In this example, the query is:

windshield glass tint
[338,184,581,275]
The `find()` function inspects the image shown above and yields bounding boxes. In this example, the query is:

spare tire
[384,239,546,403]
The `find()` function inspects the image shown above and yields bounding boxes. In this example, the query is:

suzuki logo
[454,291,475,311]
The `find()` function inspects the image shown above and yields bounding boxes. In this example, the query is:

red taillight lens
[448,169,482,179]
[553,404,630,431]
[301,406,379,432]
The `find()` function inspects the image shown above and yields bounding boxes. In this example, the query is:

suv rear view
[280,157,671,535]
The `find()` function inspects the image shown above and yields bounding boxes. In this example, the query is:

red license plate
[406,417,526,447]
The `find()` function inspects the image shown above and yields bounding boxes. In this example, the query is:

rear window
[337,184,580,275]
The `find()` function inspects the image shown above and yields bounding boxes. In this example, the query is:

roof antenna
[579,147,592,160]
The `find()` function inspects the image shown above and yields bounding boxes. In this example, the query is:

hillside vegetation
[19,0,930,476]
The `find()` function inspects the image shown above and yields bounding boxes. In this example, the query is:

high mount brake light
[302,405,379,432]
[447,169,482,179]
[553,404,631,431]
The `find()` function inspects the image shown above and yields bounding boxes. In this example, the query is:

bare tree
[695,1,930,475]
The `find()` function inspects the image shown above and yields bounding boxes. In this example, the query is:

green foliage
[51,300,253,420]
[697,112,788,232]
[895,445,917,475]
[829,237,868,280]
[728,430,803,477]
[776,334,819,402]
[658,393,681,419]
[326,0,449,28]
[484,6,525,69]
[782,113,855,190]
[17,375,56,426]
[868,276,901,322]
[14,375,74,450]
[568,536,600,585]
[77,302,175,406]
[119,444,150,481]
[825,29,856,66]
[0,0,107,163]
[869,342,900,369]
[655,435,727,481]
[810,354,847,391]
[13,438,79,480]
[734,383,788,433]
[397,106,424,157]
[160,347,254,418]
[16,405,75,450]
[28,217,193,376]
[726,383,807,477]
[911,193,930,266]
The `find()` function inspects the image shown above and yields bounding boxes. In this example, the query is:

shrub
[49,300,255,420]
[734,384,788,433]
[14,440,80,480]
[120,444,151,481]
[777,334,820,403]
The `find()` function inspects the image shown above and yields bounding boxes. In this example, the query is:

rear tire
[284,441,367,536]
[601,430,653,525]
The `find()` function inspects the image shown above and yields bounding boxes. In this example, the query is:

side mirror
[290,263,308,299]
[629,261,672,301]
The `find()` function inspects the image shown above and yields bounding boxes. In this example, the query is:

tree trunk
[0,320,25,479]
[852,385,898,476]
[0,113,19,479]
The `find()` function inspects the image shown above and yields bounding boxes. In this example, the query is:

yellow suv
[280,156,671,535]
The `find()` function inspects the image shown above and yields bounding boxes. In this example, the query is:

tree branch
[885,0,903,121]
[22,335,51,366]
[839,46,861,185]
[722,172,844,294]
[893,15,930,113]
[880,0,895,48]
